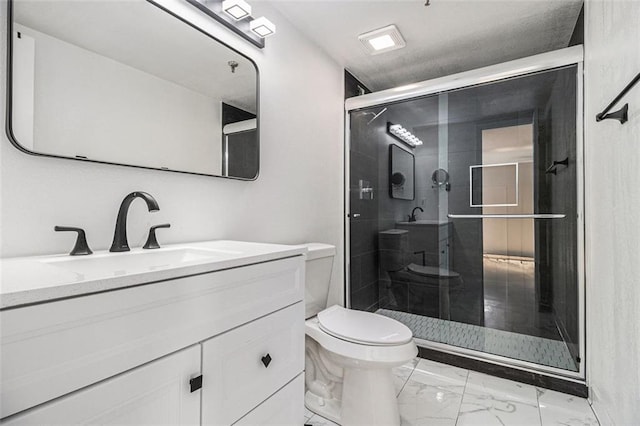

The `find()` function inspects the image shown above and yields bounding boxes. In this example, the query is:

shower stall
[345,46,584,379]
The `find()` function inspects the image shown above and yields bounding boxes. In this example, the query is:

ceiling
[266,0,583,91]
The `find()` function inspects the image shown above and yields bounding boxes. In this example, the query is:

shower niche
[346,47,584,379]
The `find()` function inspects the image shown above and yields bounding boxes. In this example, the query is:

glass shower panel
[348,65,580,373]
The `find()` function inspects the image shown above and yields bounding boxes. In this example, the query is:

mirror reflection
[9,0,259,179]
[389,144,414,200]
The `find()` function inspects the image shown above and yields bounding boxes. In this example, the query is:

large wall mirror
[7,0,259,179]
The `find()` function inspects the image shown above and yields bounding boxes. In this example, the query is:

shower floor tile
[304,357,598,426]
[376,308,578,372]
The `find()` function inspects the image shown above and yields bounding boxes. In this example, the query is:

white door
[2,345,201,425]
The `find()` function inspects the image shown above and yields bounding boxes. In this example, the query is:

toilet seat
[317,305,412,346]
[407,263,460,278]
[306,317,417,367]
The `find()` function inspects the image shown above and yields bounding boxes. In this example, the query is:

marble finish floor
[304,358,598,426]
[377,309,577,371]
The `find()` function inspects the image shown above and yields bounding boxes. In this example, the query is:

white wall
[0,0,345,306]
[584,0,640,424]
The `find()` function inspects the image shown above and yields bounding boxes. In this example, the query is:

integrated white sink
[0,240,307,309]
[41,247,235,276]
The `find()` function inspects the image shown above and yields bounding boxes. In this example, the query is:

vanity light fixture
[186,0,276,48]
[358,25,406,55]
[222,0,252,20]
[387,122,423,148]
[250,17,276,38]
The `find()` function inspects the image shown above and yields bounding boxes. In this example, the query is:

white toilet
[302,243,418,426]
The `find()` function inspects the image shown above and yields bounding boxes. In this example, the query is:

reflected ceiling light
[222,0,252,20]
[387,122,423,148]
[250,17,276,38]
[358,25,406,55]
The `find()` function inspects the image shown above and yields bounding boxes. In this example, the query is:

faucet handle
[143,224,170,250]
[55,226,93,256]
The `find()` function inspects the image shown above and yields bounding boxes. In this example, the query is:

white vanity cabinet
[0,248,306,425]
[1,345,202,425]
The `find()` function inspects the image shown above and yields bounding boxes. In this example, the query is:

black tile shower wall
[541,67,579,365]
[349,107,381,312]
[444,117,485,326]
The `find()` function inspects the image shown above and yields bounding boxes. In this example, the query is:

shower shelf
[596,72,640,124]
[447,214,566,219]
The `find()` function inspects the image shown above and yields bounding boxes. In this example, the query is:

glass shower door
[347,64,582,375]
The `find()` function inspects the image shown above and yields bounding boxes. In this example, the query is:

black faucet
[408,206,424,222]
[110,192,160,252]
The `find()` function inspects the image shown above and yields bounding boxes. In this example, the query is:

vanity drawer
[0,256,304,419]
[234,373,304,426]
[201,302,304,425]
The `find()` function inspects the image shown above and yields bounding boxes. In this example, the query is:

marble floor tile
[393,358,419,395]
[398,377,464,426]
[305,414,340,426]
[304,407,315,421]
[537,388,599,426]
[412,358,469,385]
[304,358,598,426]
[464,371,539,403]
[456,371,541,425]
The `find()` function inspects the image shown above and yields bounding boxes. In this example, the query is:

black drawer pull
[189,375,203,392]
[261,354,272,368]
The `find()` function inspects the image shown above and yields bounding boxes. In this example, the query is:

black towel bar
[596,72,640,124]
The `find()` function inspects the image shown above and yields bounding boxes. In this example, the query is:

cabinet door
[2,346,201,425]
[201,302,305,425]
[234,374,304,425]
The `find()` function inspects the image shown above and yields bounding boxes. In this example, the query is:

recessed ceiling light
[358,25,406,55]
[368,34,395,51]
[222,0,252,20]
[250,16,276,38]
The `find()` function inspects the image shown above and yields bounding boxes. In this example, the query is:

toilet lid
[317,306,413,346]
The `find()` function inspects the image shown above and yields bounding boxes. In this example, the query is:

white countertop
[0,240,307,309]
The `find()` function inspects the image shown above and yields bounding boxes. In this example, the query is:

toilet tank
[302,243,336,319]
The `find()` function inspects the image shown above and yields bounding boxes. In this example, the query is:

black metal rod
[596,72,640,122]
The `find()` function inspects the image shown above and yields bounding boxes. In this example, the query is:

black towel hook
[596,72,640,124]
[545,157,569,175]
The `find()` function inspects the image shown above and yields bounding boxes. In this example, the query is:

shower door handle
[447,214,566,219]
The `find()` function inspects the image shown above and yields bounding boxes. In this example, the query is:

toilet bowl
[379,229,463,319]
[301,243,417,426]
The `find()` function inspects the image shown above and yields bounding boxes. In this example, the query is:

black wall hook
[596,72,639,124]
[545,157,569,175]
[596,103,628,124]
